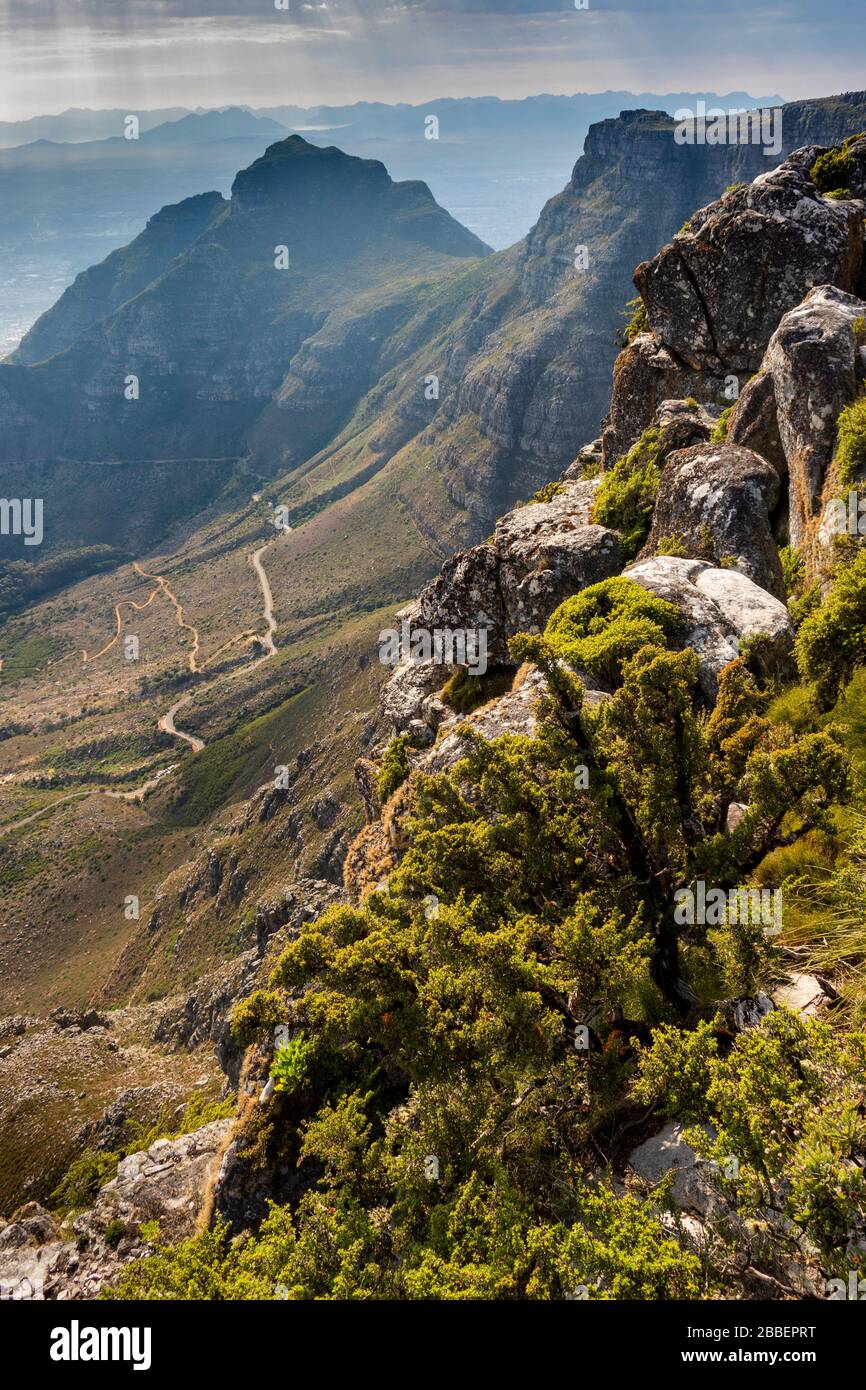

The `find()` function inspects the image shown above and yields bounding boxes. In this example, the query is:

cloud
[0,0,863,121]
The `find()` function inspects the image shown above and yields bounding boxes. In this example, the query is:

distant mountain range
[0,94,786,150]
[4,91,864,572]
[0,93,785,360]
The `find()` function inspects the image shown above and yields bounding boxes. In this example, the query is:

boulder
[727,370,788,478]
[491,484,622,642]
[772,972,834,1018]
[563,437,604,479]
[641,442,784,597]
[0,1119,232,1299]
[624,555,794,698]
[654,397,718,451]
[414,666,548,776]
[378,481,622,731]
[410,663,608,779]
[628,1122,727,1220]
[634,157,864,374]
[602,332,725,467]
[750,285,866,554]
[379,654,448,734]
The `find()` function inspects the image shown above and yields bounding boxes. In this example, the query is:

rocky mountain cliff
[0,135,489,555]
[4,106,866,1303]
[7,95,866,571]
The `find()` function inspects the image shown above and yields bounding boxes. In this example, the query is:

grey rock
[0,1120,231,1300]
[727,371,788,479]
[635,157,864,373]
[628,1122,727,1220]
[602,331,726,468]
[378,482,621,731]
[747,284,866,554]
[772,972,834,1017]
[642,442,784,596]
[624,555,794,698]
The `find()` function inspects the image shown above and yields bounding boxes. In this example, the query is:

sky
[0,0,864,121]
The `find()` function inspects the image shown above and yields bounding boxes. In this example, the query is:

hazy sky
[0,0,863,121]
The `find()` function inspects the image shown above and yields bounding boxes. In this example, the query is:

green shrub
[50,1150,119,1215]
[833,394,866,487]
[810,133,866,195]
[789,580,822,630]
[779,544,805,599]
[655,535,689,557]
[108,1175,701,1302]
[529,480,564,504]
[635,1010,866,1277]
[797,548,866,706]
[622,295,648,344]
[592,427,664,558]
[104,1219,127,1249]
[103,632,854,1302]
[544,576,683,686]
[710,405,733,443]
[378,733,411,801]
[440,665,513,715]
[271,1036,313,1096]
[230,988,289,1047]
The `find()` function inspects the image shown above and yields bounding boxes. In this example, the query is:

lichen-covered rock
[378,481,622,730]
[749,284,866,555]
[624,555,794,697]
[634,157,864,374]
[727,370,788,477]
[602,332,725,467]
[413,666,549,776]
[653,397,718,451]
[563,437,603,479]
[378,653,448,735]
[642,442,784,597]
[0,1119,231,1299]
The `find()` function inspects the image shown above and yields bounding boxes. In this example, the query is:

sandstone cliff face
[360,131,864,892]
[604,144,866,576]
[9,96,866,570]
[8,191,227,367]
[0,135,491,556]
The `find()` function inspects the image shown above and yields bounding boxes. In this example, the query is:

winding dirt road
[0,765,176,837]
[251,544,277,658]
[158,696,205,753]
[0,538,280,837]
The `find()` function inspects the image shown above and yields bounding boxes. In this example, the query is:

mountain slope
[9,192,227,366]
[0,136,490,557]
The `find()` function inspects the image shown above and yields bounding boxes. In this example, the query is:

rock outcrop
[604,142,866,580]
[634,160,864,374]
[731,284,866,558]
[416,480,622,660]
[0,1119,230,1299]
[624,555,794,696]
[378,482,621,732]
[641,441,785,596]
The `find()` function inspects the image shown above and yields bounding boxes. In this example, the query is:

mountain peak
[230,134,391,211]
